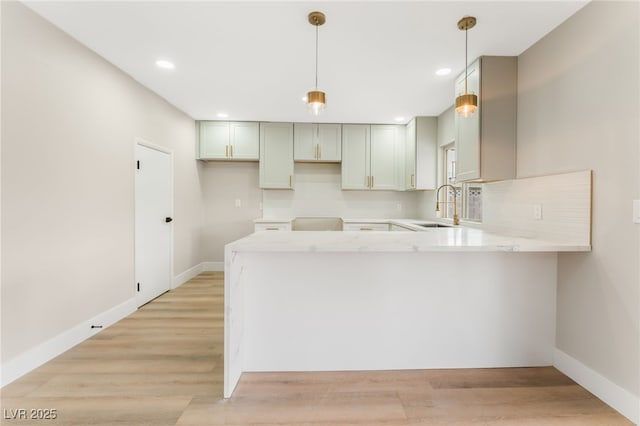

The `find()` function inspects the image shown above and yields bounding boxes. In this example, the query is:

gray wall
[517,1,639,396]
[201,162,262,262]
[1,2,204,363]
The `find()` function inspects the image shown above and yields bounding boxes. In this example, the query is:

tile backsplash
[261,163,420,219]
[482,170,592,245]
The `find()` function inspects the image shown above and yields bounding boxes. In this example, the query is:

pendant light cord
[315,23,319,90]
[464,26,468,94]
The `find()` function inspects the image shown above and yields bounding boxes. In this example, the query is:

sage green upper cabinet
[341,124,370,190]
[259,122,294,189]
[229,122,260,160]
[198,121,228,159]
[294,123,342,162]
[341,124,403,190]
[370,125,403,190]
[405,117,437,190]
[454,56,517,182]
[197,121,259,160]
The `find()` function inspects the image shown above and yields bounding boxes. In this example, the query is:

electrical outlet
[533,204,543,220]
[235,199,241,208]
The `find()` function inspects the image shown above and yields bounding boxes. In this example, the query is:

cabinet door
[454,59,481,182]
[405,119,417,190]
[230,122,259,160]
[317,124,342,162]
[341,124,370,189]
[259,122,294,189]
[294,124,341,162]
[370,125,402,190]
[199,121,230,159]
[414,117,437,190]
[293,123,316,161]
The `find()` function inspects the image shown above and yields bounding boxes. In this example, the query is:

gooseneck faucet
[435,184,459,225]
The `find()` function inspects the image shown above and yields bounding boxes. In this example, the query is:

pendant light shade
[455,16,478,117]
[307,90,326,115]
[307,11,326,115]
[455,93,478,117]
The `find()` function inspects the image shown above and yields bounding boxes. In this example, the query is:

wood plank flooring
[0,271,632,425]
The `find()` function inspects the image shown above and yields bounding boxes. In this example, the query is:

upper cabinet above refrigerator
[293,123,342,162]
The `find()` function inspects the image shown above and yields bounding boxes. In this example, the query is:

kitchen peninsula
[223,227,590,397]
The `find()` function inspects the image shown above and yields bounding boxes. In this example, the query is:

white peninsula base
[224,234,559,398]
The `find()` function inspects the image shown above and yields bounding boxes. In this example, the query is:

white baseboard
[172,263,204,289]
[1,297,137,388]
[172,261,224,288]
[554,348,639,425]
[202,261,224,271]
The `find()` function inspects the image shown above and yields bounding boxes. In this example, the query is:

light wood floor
[1,271,632,425]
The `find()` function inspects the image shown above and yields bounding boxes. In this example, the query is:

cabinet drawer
[390,224,415,232]
[342,223,389,231]
[254,223,291,232]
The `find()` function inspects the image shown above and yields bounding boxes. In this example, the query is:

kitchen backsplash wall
[482,169,592,245]
[201,162,423,260]
[262,163,421,219]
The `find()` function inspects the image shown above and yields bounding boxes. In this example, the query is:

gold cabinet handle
[411,174,415,188]
[225,145,229,157]
[266,227,279,230]
[366,176,370,188]
[315,144,318,160]
[318,144,321,160]
[371,176,374,188]
[230,145,233,158]
[289,175,293,188]
[360,227,373,231]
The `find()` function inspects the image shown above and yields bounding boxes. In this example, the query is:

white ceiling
[24,1,588,124]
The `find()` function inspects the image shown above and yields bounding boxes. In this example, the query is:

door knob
[165,217,173,223]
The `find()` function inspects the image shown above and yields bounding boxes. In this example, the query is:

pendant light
[455,16,478,117]
[307,11,326,115]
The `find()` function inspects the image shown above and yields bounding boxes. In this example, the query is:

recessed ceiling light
[155,59,175,70]
[217,113,229,118]
[394,117,406,122]
[435,67,452,76]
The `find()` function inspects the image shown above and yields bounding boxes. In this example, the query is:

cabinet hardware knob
[165,217,173,223]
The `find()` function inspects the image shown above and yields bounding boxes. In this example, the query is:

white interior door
[135,143,172,307]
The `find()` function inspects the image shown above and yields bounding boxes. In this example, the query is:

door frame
[134,137,174,303]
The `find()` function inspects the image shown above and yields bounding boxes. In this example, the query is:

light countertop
[229,226,591,253]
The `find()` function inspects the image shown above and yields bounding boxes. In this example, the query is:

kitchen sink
[292,217,343,231]
[415,223,451,228]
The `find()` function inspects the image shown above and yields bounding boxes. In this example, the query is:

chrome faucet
[435,184,459,225]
